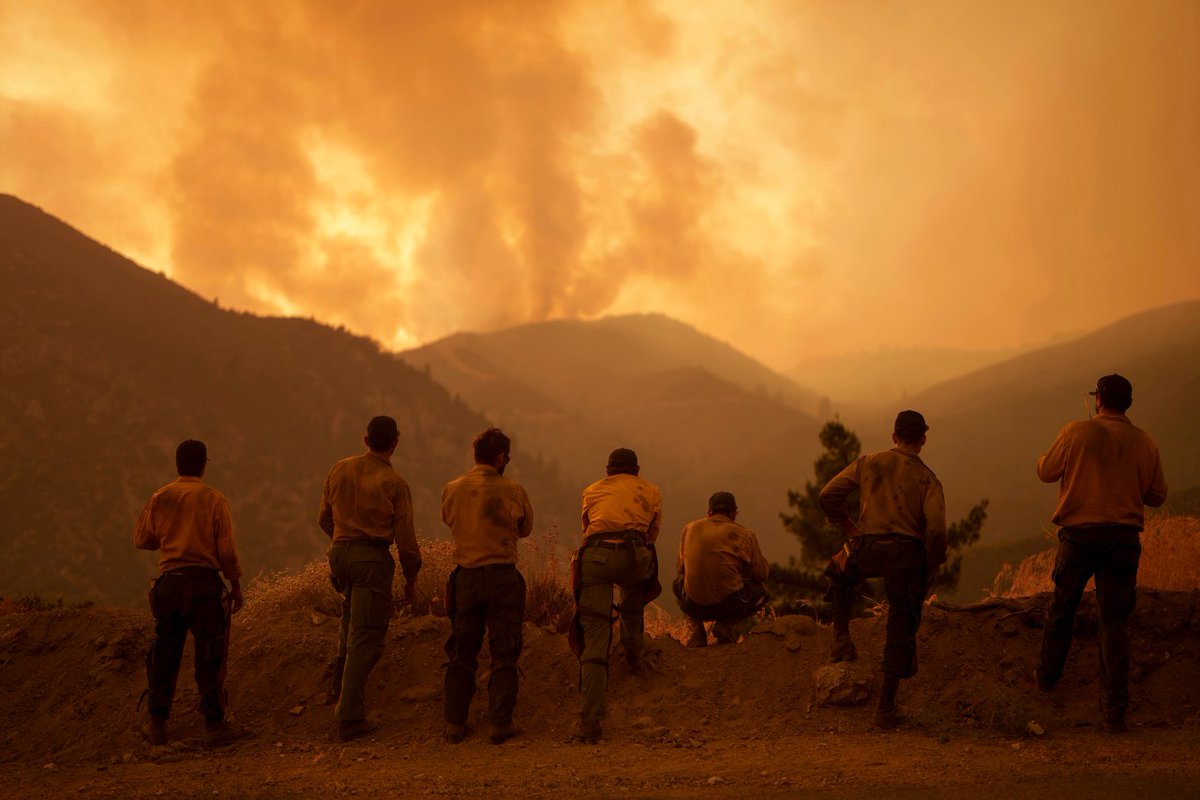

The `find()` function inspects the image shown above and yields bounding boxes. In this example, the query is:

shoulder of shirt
[882,448,940,482]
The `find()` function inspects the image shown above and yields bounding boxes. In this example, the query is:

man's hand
[403,582,417,607]
[229,579,245,614]
[924,565,940,598]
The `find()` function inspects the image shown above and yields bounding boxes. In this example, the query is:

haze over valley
[3,195,1198,606]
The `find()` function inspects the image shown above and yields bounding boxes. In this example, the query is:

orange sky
[2,0,1198,368]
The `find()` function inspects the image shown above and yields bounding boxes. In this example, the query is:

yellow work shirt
[819,448,948,565]
[1037,411,1167,530]
[677,513,769,606]
[580,473,662,544]
[441,464,534,568]
[319,451,422,580]
[134,476,242,579]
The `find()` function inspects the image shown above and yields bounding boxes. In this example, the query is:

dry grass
[992,515,1200,598]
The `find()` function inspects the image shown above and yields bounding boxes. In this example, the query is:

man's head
[176,439,207,477]
[473,427,512,473]
[1091,374,1133,413]
[707,491,737,518]
[365,415,400,453]
[892,409,929,448]
[606,447,640,476]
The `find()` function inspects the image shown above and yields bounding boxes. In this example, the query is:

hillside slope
[400,316,825,569]
[0,195,574,605]
[2,588,1199,798]
[889,302,1200,598]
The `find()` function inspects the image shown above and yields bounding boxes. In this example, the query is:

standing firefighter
[135,439,248,747]
[819,410,947,729]
[319,415,422,741]
[1035,374,1167,732]
[441,428,534,745]
[570,447,662,743]
[674,491,770,647]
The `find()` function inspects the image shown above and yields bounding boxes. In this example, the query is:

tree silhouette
[767,418,987,614]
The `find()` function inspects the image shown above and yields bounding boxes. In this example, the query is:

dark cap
[708,491,737,515]
[1090,374,1132,410]
[606,447,639,471]
[366,415,400,448]
[894,410,929,439]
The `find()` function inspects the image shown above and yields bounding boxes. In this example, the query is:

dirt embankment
[2,590,1199,799]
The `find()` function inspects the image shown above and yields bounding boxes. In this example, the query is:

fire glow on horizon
[2,0,1198,367]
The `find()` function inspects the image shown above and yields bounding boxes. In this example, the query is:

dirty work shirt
[319,451,421,580]
[677,514,769,606]
[441,464,534,567]
[580,474,662,543]
[1037,411,1167,530]
[135,476,242,579]
[819,448,948,566]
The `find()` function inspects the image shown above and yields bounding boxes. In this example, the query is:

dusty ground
[2,589,1199,799]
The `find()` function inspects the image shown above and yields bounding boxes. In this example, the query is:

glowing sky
[2,0,1198,368]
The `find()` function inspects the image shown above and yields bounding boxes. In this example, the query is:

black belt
[162,566,220,577]
[459,563,517,572]
[861,533,923,546]
[337,537,391,549]
[588,537,645,550]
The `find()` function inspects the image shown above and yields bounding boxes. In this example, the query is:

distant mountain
[0,195,575,606]
[400,315,826,571]
[897,301,1200,598]
[791,345,1031,414]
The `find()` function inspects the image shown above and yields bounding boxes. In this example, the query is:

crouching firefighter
[673,491,770,646]
[135,440,248,748]
[569,448,662,743]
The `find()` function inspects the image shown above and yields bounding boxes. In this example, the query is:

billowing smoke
[2,0,1198,367]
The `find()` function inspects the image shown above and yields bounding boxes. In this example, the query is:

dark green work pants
[145,567,229,722]
[1038,525,1141,717]
[329,541,395,723]
[443,564,526,727]
[829,535,928,679]
[577,541,653,722]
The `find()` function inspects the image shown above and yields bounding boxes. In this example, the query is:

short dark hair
[473,427,511,464]
[708,491,737,515]
[176,440,207,477]
[606,447,640,476]
[366,416,400,451]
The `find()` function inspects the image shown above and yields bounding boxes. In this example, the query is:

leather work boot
[1034,668,1056,693]
[204,720,250,748]
[830,634,858,663]
[874,704,908,730]
[142,715,168,746]
[571,719,603,744]
[337,718,380,742]
[684,618,708,648]
[1102,710,1128,734]
[444,722,467,744]
[489,724,519,745]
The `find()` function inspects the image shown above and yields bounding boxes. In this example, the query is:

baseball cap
[1090,374,1133,408]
